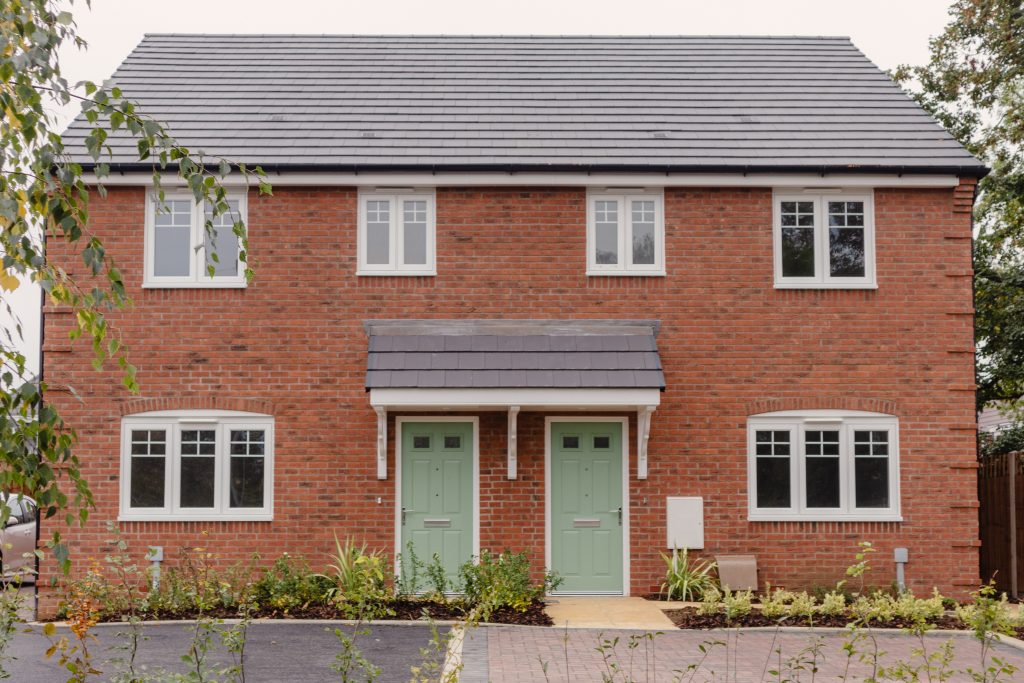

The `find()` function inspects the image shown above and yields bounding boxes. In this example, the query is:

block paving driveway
[461,625,1024,682]
[4,620,1024,681]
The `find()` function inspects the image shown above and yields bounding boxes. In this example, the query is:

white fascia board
[90,172,961,189]
[369,387,662,410]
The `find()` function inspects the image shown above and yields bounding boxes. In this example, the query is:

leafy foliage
[458,549,562,617]
[0,0,271,568]
[658,547,718,602]
[892,1,1024,408]
[978,421,1024,458]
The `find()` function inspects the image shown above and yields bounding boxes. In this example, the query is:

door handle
[616,506,622,526]
[402,507,415,525]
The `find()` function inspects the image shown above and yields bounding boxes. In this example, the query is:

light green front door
[551,422,624,593]
[400,421,474,586]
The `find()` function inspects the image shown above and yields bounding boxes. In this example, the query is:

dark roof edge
[84,161,991,178]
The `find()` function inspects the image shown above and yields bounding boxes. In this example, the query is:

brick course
[39,182,978,615]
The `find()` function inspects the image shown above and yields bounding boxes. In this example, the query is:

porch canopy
[365,319,665,480]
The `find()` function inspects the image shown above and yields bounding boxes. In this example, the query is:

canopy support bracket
[507,405,521,480]
[637,405,656,480]
[375,407,388,480]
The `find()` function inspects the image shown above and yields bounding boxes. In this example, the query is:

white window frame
[120,410,274,521]
[773,190,876,289]
[357,188,436,276]
[747,410,900,522]
[143,192,248,288]
[586,188,665,276]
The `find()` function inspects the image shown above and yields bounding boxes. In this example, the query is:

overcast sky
[5,0,955,378]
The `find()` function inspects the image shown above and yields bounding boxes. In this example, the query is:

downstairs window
[747,410,900,521]
[120,411,273,521]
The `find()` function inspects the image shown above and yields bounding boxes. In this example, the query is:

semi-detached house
[46,35,986,610]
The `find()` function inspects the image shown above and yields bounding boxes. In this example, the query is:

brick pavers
[470,626,1024,682]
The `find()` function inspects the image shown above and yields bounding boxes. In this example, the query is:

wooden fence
[979,450,1024,597]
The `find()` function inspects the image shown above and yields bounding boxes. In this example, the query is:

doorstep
[545,596,676,630]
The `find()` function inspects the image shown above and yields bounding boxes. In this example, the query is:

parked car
[0,494,36,581]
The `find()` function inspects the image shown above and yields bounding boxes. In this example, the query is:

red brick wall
[39,181,979,614]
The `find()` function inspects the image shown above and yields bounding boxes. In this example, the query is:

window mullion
[815,197,827,284]
[193,202,205,283]
[840,425,851,514]
[389,196,399,269]
[793,426,803,514]
[215,424,225,514]
[168,424,179,513]
[619,196,629,271]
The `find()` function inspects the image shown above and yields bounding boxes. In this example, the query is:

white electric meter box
[666,496,704,549]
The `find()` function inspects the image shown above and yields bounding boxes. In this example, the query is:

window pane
[780,201,816,278]
[203,199,240,277]
[413,435,431,449]
[855,458,889,508]
[131,429,166,456]
[828,201,865,277]
[130,457,165,508]
[229,457,264,508]
[153,200,192,277]
[366,199,390,265]
[781,228,815,277]
[562,435,579,449]
[402,200,428,266]
[181,429,216,456]
[754,430,790,456]
[180,457,216,508]
[595,200,618,265]
[806,457,841,508]
[756,457,791,508]
[443,435,461,449]
[631,200,656,265]
[594,435,611,449]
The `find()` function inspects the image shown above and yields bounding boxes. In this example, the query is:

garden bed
[90,598,552,627]
[664,607,966,631]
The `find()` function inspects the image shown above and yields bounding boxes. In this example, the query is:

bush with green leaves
[250,553,333,612]
[319,536,392,617]
[459,549,561,617]
[659,548,718,602]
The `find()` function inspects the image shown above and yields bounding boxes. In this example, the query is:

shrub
[320,536,391,615]
[459,550,560,617]
[251,553,333,612]
[786,591,817,624]
[760,588,794,619]
[722,588,753,622]
[819,590,847,617]
[979,421,1024,459]
[697,585,723,616]
[659,548,718,602]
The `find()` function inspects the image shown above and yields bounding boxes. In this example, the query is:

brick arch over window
[118,396,275,417]
[746,396,898,416]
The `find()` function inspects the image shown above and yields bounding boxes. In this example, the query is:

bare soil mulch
[665,607,966,631]
[96,599,552,626]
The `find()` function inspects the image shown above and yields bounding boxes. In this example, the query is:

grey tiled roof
[65,35,985,174]
[365,320,665,389]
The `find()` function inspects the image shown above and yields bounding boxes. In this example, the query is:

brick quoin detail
[38,183,979,616]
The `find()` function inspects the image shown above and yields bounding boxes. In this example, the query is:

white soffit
[369,387,662,410]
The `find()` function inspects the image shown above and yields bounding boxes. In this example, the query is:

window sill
[119,514,273,522]
[142,281,247,289]
[773,281,878,290]
[748,514,902,523]
[587,270,667,278]
[357,270,437,277]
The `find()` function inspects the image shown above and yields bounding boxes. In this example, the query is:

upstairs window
[120,411,274,521]
[145,193,247,288]
[587,190,665,276]
[358,190,436,275]
[747,411,900,521]
[773,192,875,289]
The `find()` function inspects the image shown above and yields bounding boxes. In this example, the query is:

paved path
[3,621,445,682]
[463,625,1024,682]
[546,596,675,629]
